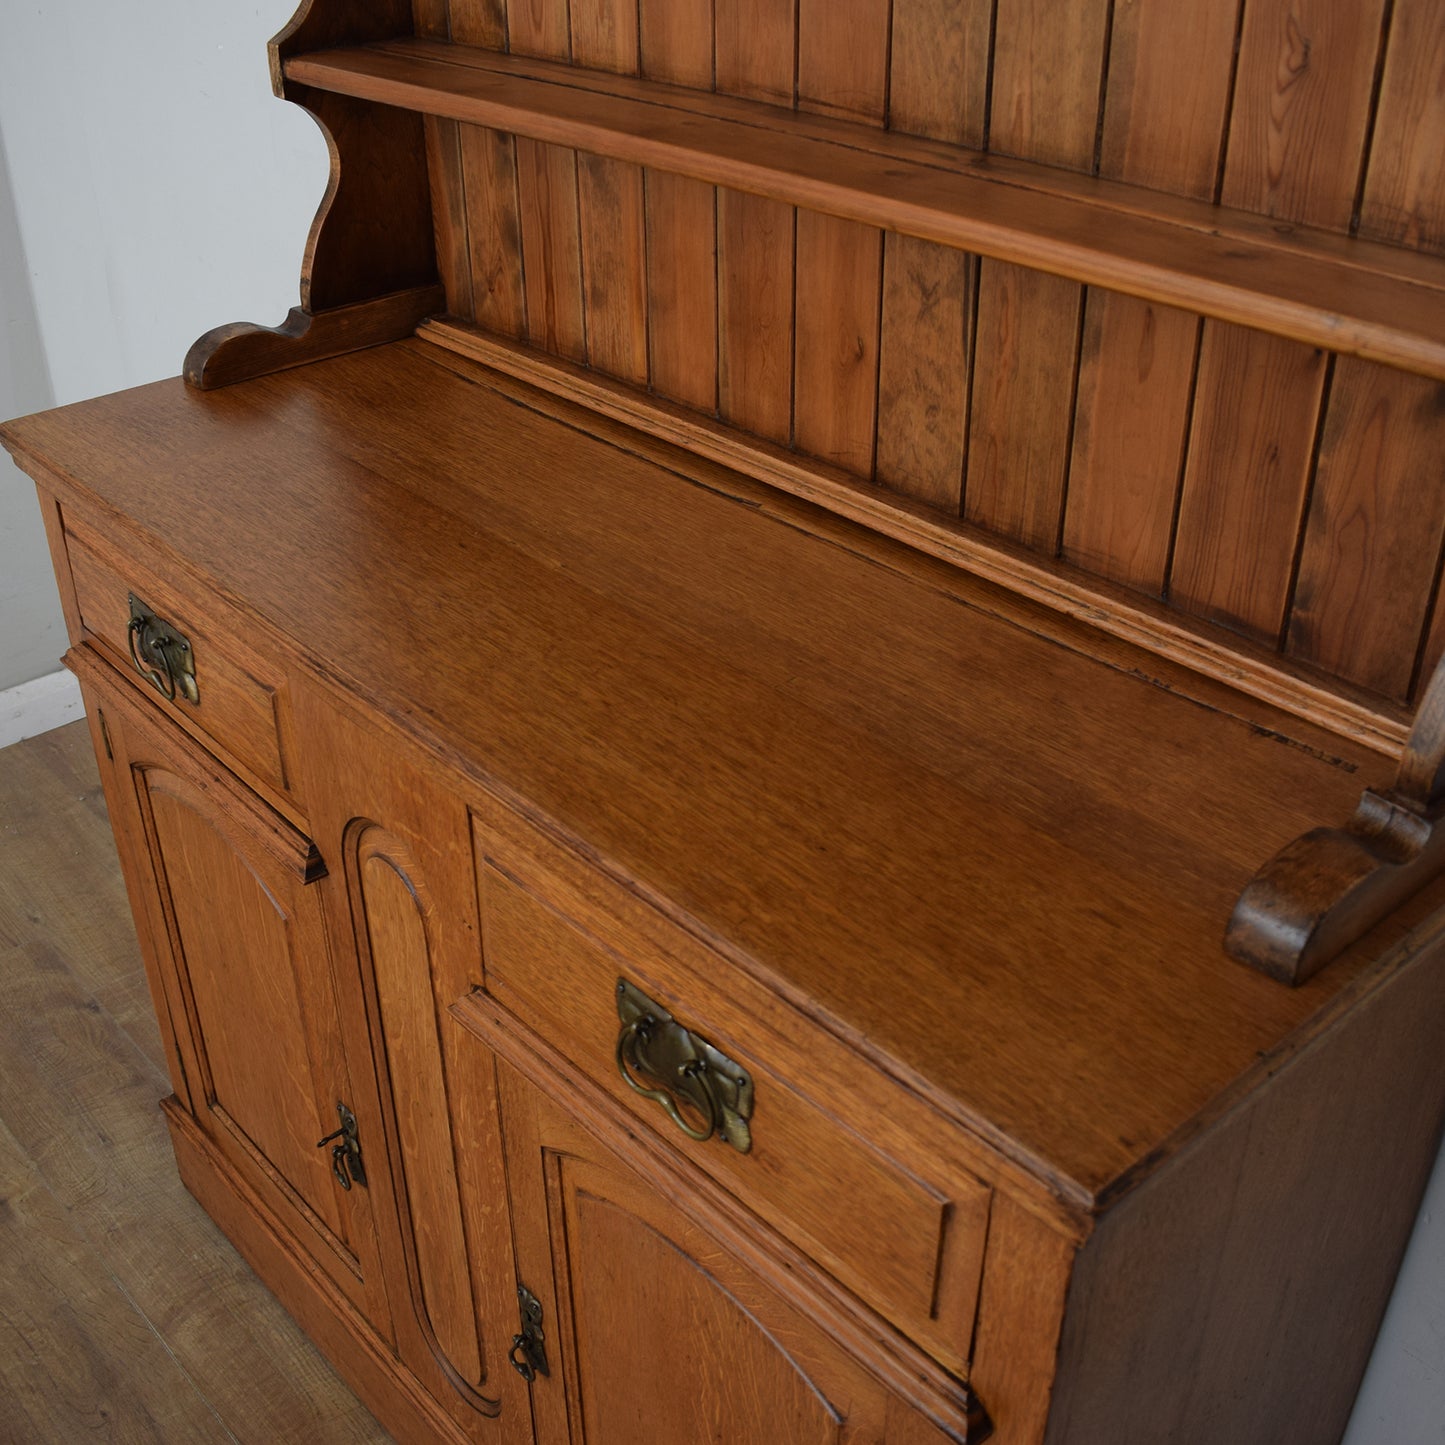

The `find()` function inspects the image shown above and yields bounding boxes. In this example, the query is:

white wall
[0,4,1441,1438]
[0,0,327,696]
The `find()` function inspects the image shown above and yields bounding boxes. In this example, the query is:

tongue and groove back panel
[406,0,1445,721]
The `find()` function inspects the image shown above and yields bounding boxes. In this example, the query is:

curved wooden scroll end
[1226,789,1445,986]
[1229,649,1445,985]
[183,285,445,390]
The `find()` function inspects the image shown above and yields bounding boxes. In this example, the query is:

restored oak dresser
[6,3,1445,1442]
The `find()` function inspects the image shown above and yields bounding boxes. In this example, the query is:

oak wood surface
[9,341,1439,1207]
[418,319,1415,756]
[0,722,390,1444]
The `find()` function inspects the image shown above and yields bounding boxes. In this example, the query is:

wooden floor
[0,720,391,1443]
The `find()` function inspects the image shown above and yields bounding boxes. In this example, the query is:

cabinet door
[494,1056,966,1445]
[77,658,386,1320]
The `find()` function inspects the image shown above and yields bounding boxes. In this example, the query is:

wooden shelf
[284,38,1445,382]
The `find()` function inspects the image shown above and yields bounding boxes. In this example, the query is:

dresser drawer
[64,520,294,801]
[472,798,992,1375]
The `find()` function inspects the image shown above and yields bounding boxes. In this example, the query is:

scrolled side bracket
[1227,660,1445,985]
[185,0,444,389]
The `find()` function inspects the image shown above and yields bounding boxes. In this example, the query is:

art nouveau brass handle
[127,594,199,703]
[614,979,754,1153]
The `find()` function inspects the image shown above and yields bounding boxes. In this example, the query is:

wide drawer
[63,518,294,801]
[472,796,993,1376]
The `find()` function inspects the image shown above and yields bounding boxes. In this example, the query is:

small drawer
[64,520,293,800]
[473,798,992,1376]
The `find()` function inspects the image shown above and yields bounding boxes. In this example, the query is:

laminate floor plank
[0,720,391,1445]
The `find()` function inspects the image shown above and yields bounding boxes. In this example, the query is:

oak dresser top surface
[6,336,1434,1214]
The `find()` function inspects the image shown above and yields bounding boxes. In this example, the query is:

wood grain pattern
[505,0,570,60]
[1172,0,1389,650]
[459,125,526,338]
[640,0,714,88]
[577,156,648,384]
[1049,911,1445,1443]
[793,211,882,477]
[876,234,972,509]
[988,0,1109,171]
[888,0,990,148]
[797,0,890,122]
[424,117,475,320]
[445,0,505,47]
[1169,328,1326,641]
[715,0,795,104]
[1288,362,1445,699]
[1062,0,1235,591]
[965,264,1083,550]
[645,170,718,413]
[515,139,587,362]
[969,1193,1075,1445]
[1223,0,1388,227]
[965,0,1107,553]
[717,188,794,444]
[418,322,1415,756]
[570,0,640,74]
[1061,294,1197,589]
[1361,0,1445,253]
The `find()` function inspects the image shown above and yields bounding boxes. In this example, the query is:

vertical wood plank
[715,0,795,104]
[875,236,973,511]
[714,3,796,445]
[988,0,1109,170]
[1172,0,1386,644]
[516,139,588,362]
[445,0,505,45]
[577,158,649,385]
[1360,0,1445,253]
[965,0,1107,551]
[1061,297,1197,587]
[1062,0,1237,590]
[412,0,450,40]
[1170,327,1326,639]
[793,210,882,478]
[424,118,475,322]
[718,189,794,444]
[646,172,718,413]
[965,266,1083,549]
[1222,0,1389,226]
[792,0,887,479]
[571,0,640,73]
[1287,363,1445,699]
[458,125,525,337]
[888,0,991,148]
[640,0,715,89]
[1287,2,1445,701]
[797,0,891,122]
[572,1,647,386]
[875,0,990,512]
[505,0,570,57]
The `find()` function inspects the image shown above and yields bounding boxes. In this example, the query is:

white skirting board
[0,669,84,750]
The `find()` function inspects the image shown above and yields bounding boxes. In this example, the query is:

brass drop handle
[616,1019,719,1142]
[127,594,199,704]
[613,979,754,1154]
